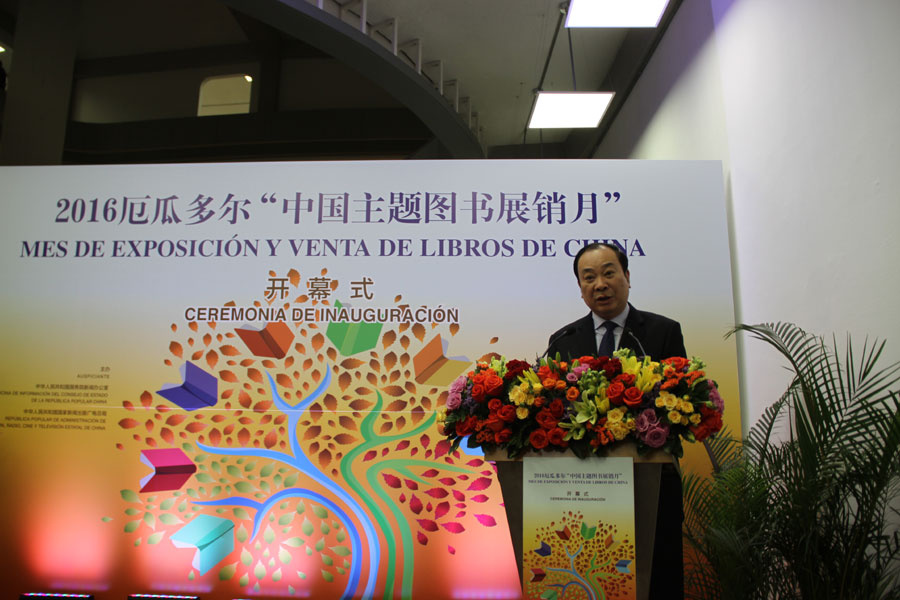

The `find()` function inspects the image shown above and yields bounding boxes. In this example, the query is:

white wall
[596,0,900,433]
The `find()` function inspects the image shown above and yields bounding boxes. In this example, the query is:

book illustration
[412,335,472,387]
[156,361,218,411]
[235,321,294,359]
[139,448,197,493]
[325,300,383,356]
[170,514,235,575]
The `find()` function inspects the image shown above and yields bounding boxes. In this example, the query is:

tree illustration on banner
[111,269,504,599]
[524,511,635,600]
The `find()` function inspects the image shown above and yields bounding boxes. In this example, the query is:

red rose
[485,414,506,433]
[604,358,622,377]
[529,428,549,450]
[488,397,503,412]
[690,406,723,441]
[616,373,635,386]
[663,356,690,371]
[606,381,626,405]
[498,404,517,422]
[471,384,486,402]
[473,373,486,385]
[494,429,512,444]
[484,373,505,397]
[548,427,567,447]
[455,415,478,436]
[549,399,565,419]
[623,386,644,407]
[504,359,530,381]
[536,408,558,430]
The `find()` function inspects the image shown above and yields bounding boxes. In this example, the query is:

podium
[487,443,676,600]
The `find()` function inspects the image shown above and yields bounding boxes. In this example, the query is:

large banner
[0,160,738,599]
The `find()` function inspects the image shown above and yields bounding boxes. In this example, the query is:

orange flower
[566,386,580,401]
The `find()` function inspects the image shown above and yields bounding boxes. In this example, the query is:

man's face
[577,247,630,319]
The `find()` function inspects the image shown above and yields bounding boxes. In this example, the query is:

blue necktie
[597,321,617,356]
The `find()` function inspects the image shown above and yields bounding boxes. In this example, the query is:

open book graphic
[156,361,218,410]
[235,321,294,358]
[171,514,235,575]
[412,335,472,387]
[139,447,197,493]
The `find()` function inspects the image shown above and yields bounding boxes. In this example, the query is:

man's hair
[572,242,629,279]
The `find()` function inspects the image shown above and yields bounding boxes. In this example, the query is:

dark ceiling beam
[563,0,684,158]
[220,0,483,159]
[63,108,431,163]
[73,40,328,79]
[228,9,283,114]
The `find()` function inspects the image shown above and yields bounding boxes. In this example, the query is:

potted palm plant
[683,322,900,600]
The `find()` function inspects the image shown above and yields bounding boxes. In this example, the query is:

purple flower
[450,374,467,395]
[634,408,659,432]
[643,424,670,448]
[708,381,724,412]
[566,372,579,383]
[446,391,462,410]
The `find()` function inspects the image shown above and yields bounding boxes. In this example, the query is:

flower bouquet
[438,349,724,459]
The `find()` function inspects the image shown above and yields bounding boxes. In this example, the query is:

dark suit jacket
[547,303,686,360]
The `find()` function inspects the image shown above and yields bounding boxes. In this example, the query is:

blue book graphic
[170,514,235,575]
[156,361,218,410]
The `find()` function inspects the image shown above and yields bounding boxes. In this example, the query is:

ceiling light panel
[566,0,670,28]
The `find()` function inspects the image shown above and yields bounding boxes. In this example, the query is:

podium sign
[522,456,636,600]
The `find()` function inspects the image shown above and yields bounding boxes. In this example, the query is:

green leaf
[244,461,257,472]
[196,473,215,483]
[120,489,140,503]
[254,561,266,580]
[239,574,249,587]
[297,571,306,580]
[296,501,305,514]
[235,481,254,493]
[241,548,252,566]
[322,569,334,582]
[101,516,113,522]
[159,513,182,525]
[125,508,141,516]
[272,568,282,582]
[279,547,292,564]
[322,554,333,566]
[148,532,165,545]
[261,463,275,477]
[315,538,324,552]
[264,526,276,544]
[301,518,314,536]
[124,519,141,533]
[234,507,250,520]
[218,562,236,581]
[331,545,351,557]
[142,512,156,528]
[320,522,331,535]
[284,537,305,548]
[313,505,328,519]
[278,512,295,526]
[284,474,298,487]
[227,465,242,477]
[236,524,249,543]
[160,497,175,510]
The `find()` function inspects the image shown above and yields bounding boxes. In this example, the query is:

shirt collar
[592,304,629,331]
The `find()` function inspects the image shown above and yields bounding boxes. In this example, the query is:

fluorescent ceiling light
[566,0,670,28]
[528,92,614,129]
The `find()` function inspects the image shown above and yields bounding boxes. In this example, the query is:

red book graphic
[235,321,294,358]
[412,335,471,387]
[139,448,197,493]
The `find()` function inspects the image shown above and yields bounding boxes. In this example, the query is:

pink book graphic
[139,447,197,493]
[235,321,294,358]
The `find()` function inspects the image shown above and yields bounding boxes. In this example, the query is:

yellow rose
[436,409,447,423]
[609,422,629,440]
[517,406,530,420]
[607,408,624,423]
[679,400,694,414]
[689,413,702,425]
[668,410,682,425]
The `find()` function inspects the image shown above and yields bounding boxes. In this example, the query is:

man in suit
[547,242,686,361]
[547,242,686,600]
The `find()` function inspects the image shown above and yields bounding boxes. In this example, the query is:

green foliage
[684,323,900,600]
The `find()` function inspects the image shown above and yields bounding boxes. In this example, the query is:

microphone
[540,326,576,359]
[622,327,647,358]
